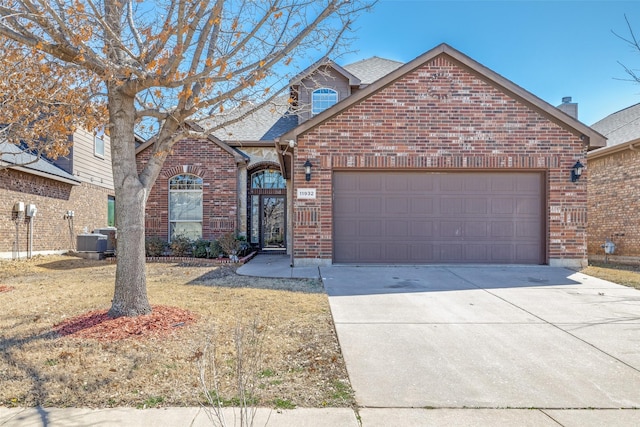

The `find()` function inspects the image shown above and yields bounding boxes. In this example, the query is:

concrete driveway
[320,265,640,410]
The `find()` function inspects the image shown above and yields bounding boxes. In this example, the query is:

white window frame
[168,174,203,241]
[312,88,338,115]
[94,126,105,158]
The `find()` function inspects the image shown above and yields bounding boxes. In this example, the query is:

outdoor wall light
[304,159,313,182]
[571,160,584,182]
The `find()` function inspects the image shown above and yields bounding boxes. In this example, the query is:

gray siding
[70,128,114,190]
[297,66,351,124]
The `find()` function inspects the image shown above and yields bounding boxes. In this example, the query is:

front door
[261,196,286,249]
[249,168,287,251]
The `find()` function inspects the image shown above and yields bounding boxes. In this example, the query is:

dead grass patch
[0,255,353,409]
[582,262,640,290]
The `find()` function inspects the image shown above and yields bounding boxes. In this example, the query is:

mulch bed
[0,285,14,293]
[53,305,198,342]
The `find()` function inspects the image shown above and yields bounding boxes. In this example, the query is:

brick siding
[293,56,588,265]
[136,138,238,241]
[587,148,640,257]
[0,168,113,258]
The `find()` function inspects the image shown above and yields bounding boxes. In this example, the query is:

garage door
[333,171,545,264]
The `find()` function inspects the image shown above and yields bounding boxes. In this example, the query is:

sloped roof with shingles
[210,97,296,142]
[0,140,80,184]
[591,103,640,147]
[343,56,404,85]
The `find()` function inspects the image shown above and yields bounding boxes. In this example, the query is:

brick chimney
[557,96,578,119]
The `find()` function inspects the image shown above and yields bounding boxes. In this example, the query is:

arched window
[169,174,203,241]
[251,169,286,189]
[312,88,338,115]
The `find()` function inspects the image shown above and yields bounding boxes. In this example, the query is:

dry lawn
[582,262,640,290]
[0,255,353,409]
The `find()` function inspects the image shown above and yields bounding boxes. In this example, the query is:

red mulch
[0,285,14,293]
[53,305,198,342]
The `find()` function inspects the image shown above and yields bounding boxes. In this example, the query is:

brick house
[0,128,115,259]
[588,103,640,261]
[139,43,605,267]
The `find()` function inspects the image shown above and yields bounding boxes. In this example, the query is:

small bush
[170,235,192,257]
[145,236,166,257]
[193,239,210,258]
[209,240,223,258]
[218,232,241,257]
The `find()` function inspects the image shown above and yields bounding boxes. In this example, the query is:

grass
[0,254,355,409]
[582,262,640,290]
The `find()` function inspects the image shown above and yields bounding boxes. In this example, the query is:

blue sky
[339,0,640,125]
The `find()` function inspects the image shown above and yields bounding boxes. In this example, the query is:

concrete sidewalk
[3,404,640,426]
[237,254,320,279]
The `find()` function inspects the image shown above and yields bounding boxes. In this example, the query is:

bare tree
[613,14,640,83]
[0,0,374,317]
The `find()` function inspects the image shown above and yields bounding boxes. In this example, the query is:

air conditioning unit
[93,227,117,253]
[77,233,107,253]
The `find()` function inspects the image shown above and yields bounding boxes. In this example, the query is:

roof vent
[562,96,572,104]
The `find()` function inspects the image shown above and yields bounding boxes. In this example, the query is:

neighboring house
[588,103,640,260]
[138,43,605,268]
[0,128,115,259]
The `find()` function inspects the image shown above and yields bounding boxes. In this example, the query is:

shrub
[170,235,192,257]
[193,239,210,258]
[145,236,166,257]
[209,240,223,258]
[218,232,241,257]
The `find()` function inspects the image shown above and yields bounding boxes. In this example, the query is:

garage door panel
[359,243,383,261]
[517,221,541,238]
[465,245,490,261]
[334,197,357,215]
[409,244,434,261]
[359,175,383,191]
[410,176,435,191]
[465,175,490,191]
[385,243,410,261]
[491,198,515,214]
[439,244,464,261]
[333,171,544,264]
[491,245,514,262]
[411,198,434,214]
[465,198,489,214]
[440,221,464,238]
[386,174,409,191]
[386,198,409,214]
[491,222,514,238]
[386,220,409,237]
[359,220,383,237]
[492,178,516,192]
[411,220,434,237]
[358,197,382,214]
[466,222,488,237]
[516,197,541,214]
[334,219,358,237]
[516,244,541,262]
[441,198,464,214]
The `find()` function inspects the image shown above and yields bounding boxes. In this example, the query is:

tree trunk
[107,87,152,317]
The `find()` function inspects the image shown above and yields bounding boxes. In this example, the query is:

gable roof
[591,103,640,147]
[279,43,606,150]
[0,140,80,185]
[343,56,404,86]
[290,58,361,87]
[135,127,249,164]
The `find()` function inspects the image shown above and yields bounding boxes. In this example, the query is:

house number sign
[297,188,317,199]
